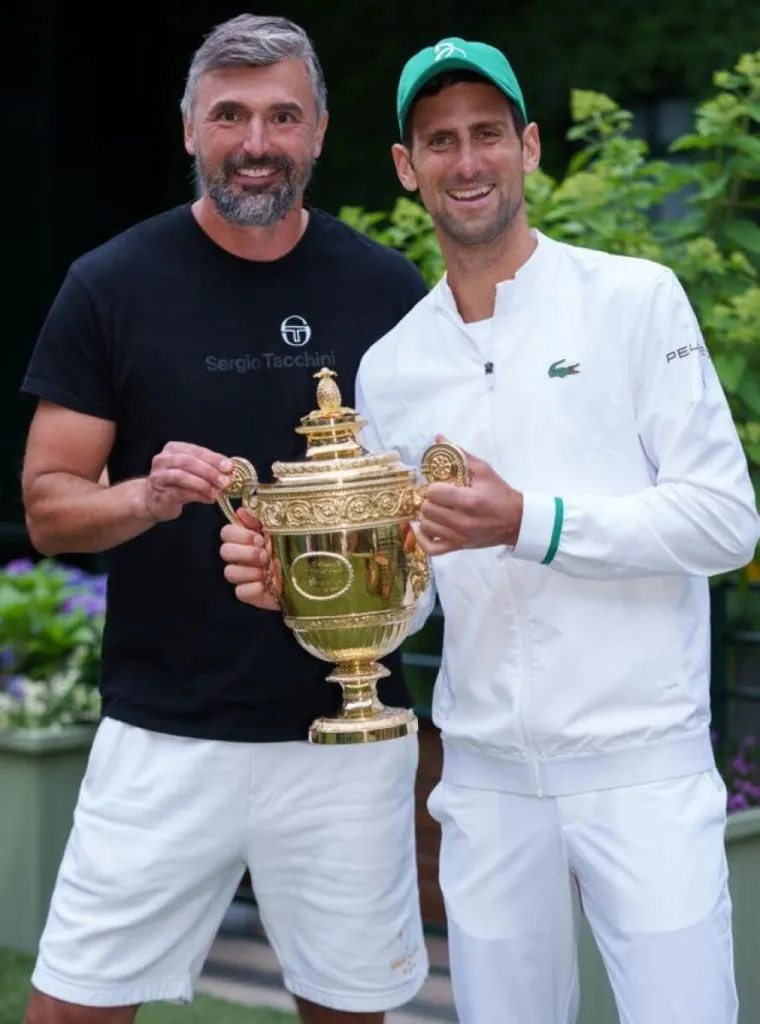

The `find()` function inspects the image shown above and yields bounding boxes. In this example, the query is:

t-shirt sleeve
[21,268,117,421]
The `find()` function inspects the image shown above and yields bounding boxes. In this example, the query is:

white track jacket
[356,231,760,797]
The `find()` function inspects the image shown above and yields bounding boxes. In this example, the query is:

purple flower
[61,566,91,585]
[3,558,35,576]
[731,756,751,777]
[62,593,106,617]
[0,647,15,670]
[89,575,108,596]
[3,675,25,700]
[728,793,750,812]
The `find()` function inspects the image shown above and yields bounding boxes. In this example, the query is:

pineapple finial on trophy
[314,368,342,414]
[294,368,365,460]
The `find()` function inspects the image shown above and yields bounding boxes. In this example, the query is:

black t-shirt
[22,204,428,741]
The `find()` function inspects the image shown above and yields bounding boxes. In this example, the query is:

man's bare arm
[22,401,232,557]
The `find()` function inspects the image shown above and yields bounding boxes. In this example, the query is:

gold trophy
[217,368,468,745]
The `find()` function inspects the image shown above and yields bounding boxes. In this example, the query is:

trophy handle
[216,458,280,606]
[420,441,470,488]
[216,457,260,525]
[409,441,470,514]
[404,441,470,593]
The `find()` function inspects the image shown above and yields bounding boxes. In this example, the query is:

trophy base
[308,659,418,744]
[309,706,418,744]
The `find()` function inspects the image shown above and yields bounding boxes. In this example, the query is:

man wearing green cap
[358,36,754,1024]
[221,34,755,1024]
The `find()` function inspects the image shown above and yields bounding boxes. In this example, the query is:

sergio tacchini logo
[280,315,312,348]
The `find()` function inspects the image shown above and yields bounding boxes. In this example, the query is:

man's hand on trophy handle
[417,436,524,556]
[216,457,259,526]
[220,508,280,611]
[142,441,235,524]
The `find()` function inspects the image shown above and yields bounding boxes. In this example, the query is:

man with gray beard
[19,14,429,1024]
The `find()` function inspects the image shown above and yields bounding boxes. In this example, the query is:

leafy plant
[0,559,105,730]
[340,198,445,286]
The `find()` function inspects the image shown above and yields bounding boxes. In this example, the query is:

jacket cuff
[512,494,564,565]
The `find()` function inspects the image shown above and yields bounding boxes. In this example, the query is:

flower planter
[0,724,95,954]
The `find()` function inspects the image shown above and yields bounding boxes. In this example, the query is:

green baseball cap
[397,37,527,137]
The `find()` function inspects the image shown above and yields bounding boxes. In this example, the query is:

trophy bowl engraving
[289,551,355,602]
[218,369,468,744]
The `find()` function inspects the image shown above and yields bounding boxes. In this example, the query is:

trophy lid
[269,369,411,486]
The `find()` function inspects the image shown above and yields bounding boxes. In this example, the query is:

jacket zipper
[504,562,543,797]
[473,315,540,792]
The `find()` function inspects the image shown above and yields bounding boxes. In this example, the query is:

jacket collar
[432,229,556,322]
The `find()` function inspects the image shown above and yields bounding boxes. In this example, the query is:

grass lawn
[0,948,297,1024]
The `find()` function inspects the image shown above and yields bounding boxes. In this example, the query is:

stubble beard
[435,188,524,248]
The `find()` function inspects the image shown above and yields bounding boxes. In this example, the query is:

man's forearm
[24,472,157,556]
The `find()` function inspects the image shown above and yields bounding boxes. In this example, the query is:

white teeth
[449,186,492,200]
[238,167,277,177]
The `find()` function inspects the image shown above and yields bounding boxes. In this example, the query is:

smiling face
[393,79,540,249]
[184,59,328,228]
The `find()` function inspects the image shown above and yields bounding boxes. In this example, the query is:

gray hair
[180,14,327,121]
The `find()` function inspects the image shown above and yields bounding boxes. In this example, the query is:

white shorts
[32,718,427,1012]
[428,768,737,1024]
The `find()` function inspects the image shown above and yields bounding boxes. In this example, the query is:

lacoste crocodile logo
[548,359,580,379]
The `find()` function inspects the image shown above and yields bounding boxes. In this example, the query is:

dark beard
[196,151,314,227]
